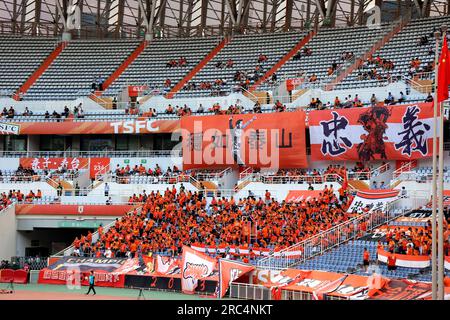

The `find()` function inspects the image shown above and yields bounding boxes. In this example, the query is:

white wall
[87,182,197,198]
[291,82,425,107]
[235,182,341,200]
[0,182,57,196]
[0,205,17,261]
[0,97,105,113]
[110,157,182,171]
[143,93,256,112]
[0,158,20,170]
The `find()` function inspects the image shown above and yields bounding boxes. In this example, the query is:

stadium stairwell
[249,30,316,92]
[13,41,68,100]
[165,37,230,99]
[97,40,149,96]
[324,18,410,91]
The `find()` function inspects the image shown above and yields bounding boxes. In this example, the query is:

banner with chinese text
[0,119,179,135]
[20,157,89,170]
[309,103,436,161]
[347,189,399,213]
[181,111,308,169]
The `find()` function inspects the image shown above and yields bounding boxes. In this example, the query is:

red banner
[181,111,307,170]
[0,119,179,135]
[285,190,325,202]
[309,103,436,161]
[15,204,138,216]
[181,246,217,294]
[286,78,304,91]
[395,160,418,170]
[377,249,430,268]
[128,85,148,97]
[218,259,255,298]
[90,158,110,179]
[20,157,89,170]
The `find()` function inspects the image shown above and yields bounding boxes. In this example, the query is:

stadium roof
[0,0,449,39]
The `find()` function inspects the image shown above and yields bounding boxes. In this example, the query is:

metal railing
[0,150,180,158]
[193,167,232,181]
[229,282,272,300]
[114,174,190,184]
[393,160,418,179]
[256,206,398,270]
[245,173,345,184]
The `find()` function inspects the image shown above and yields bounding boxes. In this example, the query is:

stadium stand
[104,37,221,97]
[174,31,308,97]
[337,15,450,90]
[24,39,141,100]
[1,5,450,300]
[0,36,58,96]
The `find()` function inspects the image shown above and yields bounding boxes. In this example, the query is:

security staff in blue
[86,270,96,295]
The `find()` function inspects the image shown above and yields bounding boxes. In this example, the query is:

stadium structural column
[437,26,447,301]
[431,29,440,301]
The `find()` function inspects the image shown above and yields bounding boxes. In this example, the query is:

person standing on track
[86,270,96,295]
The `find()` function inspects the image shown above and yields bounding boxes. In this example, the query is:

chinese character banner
[180,111,308,169]
[309,103,437,161]
[20,157,90,170]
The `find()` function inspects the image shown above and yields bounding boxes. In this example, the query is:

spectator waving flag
[438,36,450,103]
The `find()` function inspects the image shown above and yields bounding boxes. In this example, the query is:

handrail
[0,150,180,158]
[256,197,411,270]
[392,160,417,179]
[370,162,391,178]
[239,167,254,180]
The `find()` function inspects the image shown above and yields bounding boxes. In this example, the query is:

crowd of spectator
[1,189,43,211]
[166,57,187,68]
[70,186,354,258]
[381,220,450,257]
[113,164,183,184]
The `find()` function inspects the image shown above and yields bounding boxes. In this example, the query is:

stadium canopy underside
[0,0,450,39]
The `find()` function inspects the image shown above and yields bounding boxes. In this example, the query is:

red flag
[437,36,450,102]
[218,259,255,298]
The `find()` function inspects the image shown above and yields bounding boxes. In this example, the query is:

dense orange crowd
[1,189,42,210]
[381,220,450,256]
[72,187,353,258]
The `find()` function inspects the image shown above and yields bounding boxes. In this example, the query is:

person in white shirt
[104,248,112,258]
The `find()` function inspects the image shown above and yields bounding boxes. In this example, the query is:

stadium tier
[1,11,450,302]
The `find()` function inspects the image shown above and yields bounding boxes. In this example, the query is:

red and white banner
[347,189,399,213]
[377,249,430,268]
[0,122,20,135]
[20,157,89,170]
[155,255,181,275]
[181,111,308,170]
[15,204,139,216]
[286,78,304,91]
[395,160,418,170]
[190,244,302,258]
[90,157,110,179]
[285,190,326,203]
[218,259,255,298]
[181,246,217,294]
[128,85,148,97]
[309,103,436,161]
